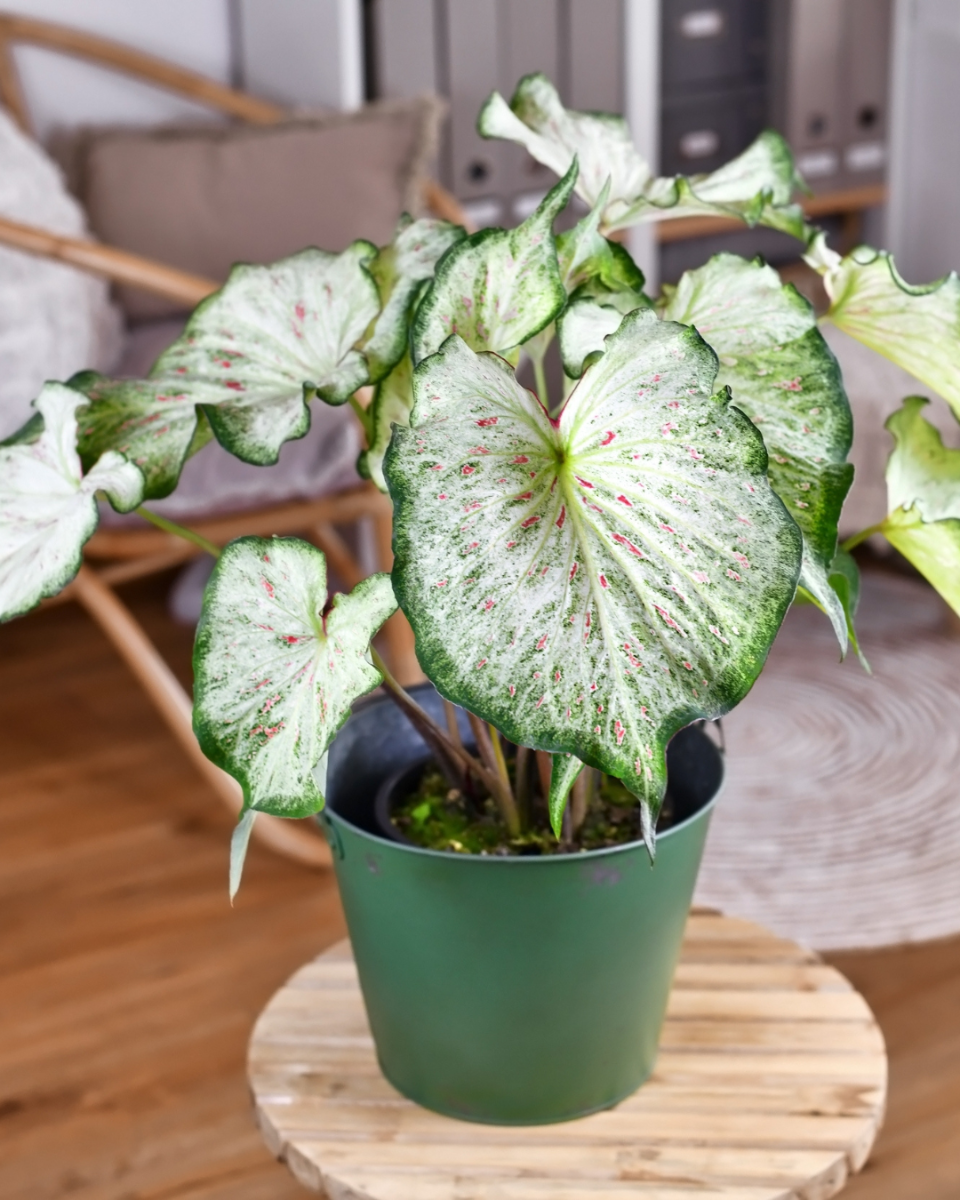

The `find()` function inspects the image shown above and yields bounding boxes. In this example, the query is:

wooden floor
[1,576,958,1200]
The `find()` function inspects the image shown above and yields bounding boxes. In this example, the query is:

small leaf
[192,537,397,816]
[385,312,801,819]
[548,753,584,837]
[358,352,414,492]
[229,810,257,901]
[157,243,381,465]
[881,507,960,616]
[557,298,626,379]
[363,217,466,382]
[70,371,216,500]
[0,383,143,622]
[821,247,960,421]
[827,547,868,671]
[412,162,577,364]
[479,74,804,237]
[663,254,853,653]
[556,184,646,296]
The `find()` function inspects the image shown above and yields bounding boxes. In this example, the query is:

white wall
[5,0,235,140]
[888,0,960,281]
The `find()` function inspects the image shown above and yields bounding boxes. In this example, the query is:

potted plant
[3,74,959,1124]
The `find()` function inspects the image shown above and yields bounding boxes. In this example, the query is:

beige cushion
[71,97,443,320]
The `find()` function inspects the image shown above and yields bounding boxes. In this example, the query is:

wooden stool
[248,911,887,1199]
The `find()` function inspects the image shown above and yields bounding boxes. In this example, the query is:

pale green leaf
[192,537,397,816]
[69,371,216,500]
[229,809,257,901]
[0,383,144,621]
[821,246,960,421]
[412,162,577,364]
[881,506,960,617]
[385,311,802,820]
[663,254,853,652]
[479,74,804,237]
[548,753,584,837]
[556,298,626,379]
[885,396,960,520]
[358,352,414,492]
[363,217,466,382]
[555,183,646,296]
[156,243,380,465]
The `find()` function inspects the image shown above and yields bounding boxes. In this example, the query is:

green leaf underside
[478,74,804,237]
[827,547,867,670]
[412,162,577,365]
[879,397,960,618]
[70,371,216,500]
[385,311,802,818]
[192,538,397,816]
[548,753,585,837]
[360,353,414,491]
[825,247,960,422]
[155,243,381,465]
[663,254,854,652]
[0,384,143,622]
[364,217,466,382]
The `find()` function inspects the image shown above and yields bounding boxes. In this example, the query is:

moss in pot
[5,73,960,1122]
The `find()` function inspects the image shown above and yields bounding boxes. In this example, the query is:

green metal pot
[320,685,722,1125]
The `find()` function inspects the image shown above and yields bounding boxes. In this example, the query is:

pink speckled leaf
[663,254,854,653]
[156,243,381,465]
[192,537,397,817]
[0,384,143,621]
[385,310,802,822]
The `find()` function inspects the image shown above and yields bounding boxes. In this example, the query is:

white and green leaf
[192,537,397,816]
[412,162,577,364]
[157,243,381,465]
[363,217,466,382]
[69,370,216,500]
[548,753,585,838]
[663,254,854,652]
[818,244,960,421]
[0,383,143,621]
[479,74,805,237]
[878,397,960,616]
[385,312,802,826]
[358,352,414,492]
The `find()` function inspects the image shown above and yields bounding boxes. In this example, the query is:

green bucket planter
[320,685,722,1126]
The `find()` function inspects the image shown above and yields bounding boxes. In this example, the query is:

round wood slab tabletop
[248,911,887,1200]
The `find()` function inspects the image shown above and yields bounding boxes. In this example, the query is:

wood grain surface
[0,572,958,1199]
[249,925,887,1200]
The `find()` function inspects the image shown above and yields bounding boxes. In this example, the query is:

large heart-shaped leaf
[385,311,802,822]
[0,383,143,621]
[662,254,854,652]
[479,74,805,238]
[154,243,380,465]
[412,162,577,364]
[878,397,960,616]
[364,217,466,383]
[69,371,216,500]
[814,242,960,421]
[193,537,397,817]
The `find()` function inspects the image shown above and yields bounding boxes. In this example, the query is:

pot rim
[322,744,723,866]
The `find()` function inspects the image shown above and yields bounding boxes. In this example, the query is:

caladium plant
[4,75,960,889]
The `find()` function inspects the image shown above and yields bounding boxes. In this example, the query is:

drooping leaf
[479,74,805,237]
[229,809,257,901]
[662,254,854,652]
[548,753,584,838]
[192,537,397,816]
[363,217,466,382]
[0,383,144,621]
[827,546,868,670]
[385,312,802,825]
[412,162,577,364]
[358,352,414,491]
[818,244,960,421]
[156,243,381,465]
[69,371,216,500]
[878,397,960,617]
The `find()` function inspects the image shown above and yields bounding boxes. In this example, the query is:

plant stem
[369,647,503,803]
[841,522,886,553]
[348,392,373,439]
[514,744,531,826]
[136,506,222,558]
[443,698,463,752]
[467,712,521,837]
[532,353,549,412]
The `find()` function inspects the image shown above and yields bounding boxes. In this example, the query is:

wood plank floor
[1,577,958,1200]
